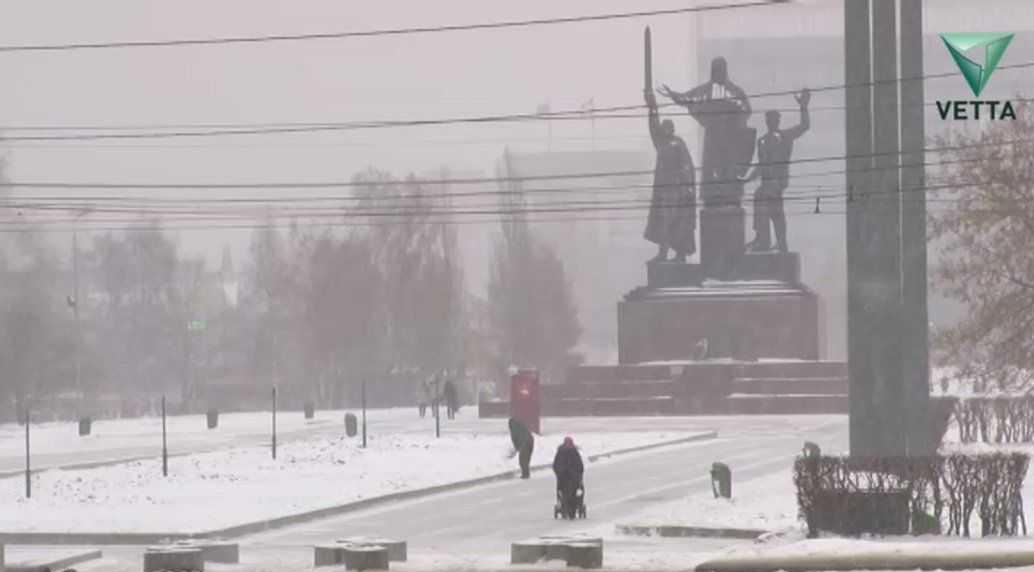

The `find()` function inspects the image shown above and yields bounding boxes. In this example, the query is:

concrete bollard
[304,402,315,419]
[78,418,91,437]
[337,537,405,562]
[566,542,603,569]
[341,545,389,571]
[314,545,344,567]
[510,541,546,564]
[206,410,219,430]
[143,547,204,572]
[172,540,238,564]
[345,414,358,437]
[511,536,603,566]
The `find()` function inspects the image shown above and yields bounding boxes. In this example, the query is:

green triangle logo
[940,32,1015,97]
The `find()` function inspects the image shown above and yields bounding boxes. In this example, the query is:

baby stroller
[553,480,587,519]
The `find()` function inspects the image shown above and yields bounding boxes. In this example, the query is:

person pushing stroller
[553,436,586,519]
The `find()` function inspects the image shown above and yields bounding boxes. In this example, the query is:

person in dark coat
[552,436,584,496]
[443,378,459,420]
[508,418,534,479]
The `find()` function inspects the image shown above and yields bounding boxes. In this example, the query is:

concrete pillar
[900,0,933,453]
[845,0,877,456]
[846,0,929,457]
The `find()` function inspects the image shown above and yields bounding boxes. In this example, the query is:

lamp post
[70,207,93,403]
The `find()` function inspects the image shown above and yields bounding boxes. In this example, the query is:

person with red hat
[552,436,585,518]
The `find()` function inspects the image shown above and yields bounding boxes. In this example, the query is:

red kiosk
[510,368,541,435]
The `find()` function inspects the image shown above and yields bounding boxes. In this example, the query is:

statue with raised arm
[658,57,754,207]
[643,27,696,263]
[741,89,811,252]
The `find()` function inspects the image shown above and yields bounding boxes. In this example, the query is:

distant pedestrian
[417,378,432,418]
[508,418,535,479]
[443,378,459,420]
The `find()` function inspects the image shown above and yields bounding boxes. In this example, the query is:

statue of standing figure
[643,86,697,263]
[642,27,697,264]
[658,57,754,207]
[741,89,811,252]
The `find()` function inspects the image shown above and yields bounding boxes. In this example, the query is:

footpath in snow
[0,426,705,534]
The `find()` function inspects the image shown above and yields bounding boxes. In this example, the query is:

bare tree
[487,158,582,383]
[931,101,1034,393]
[352,169,467,381]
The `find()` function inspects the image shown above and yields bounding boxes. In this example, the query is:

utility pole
[24,408,31,499]
[161,395,168,477]
[434,373,441,439]
[72,230,81,400]
[272,386,278,460]
[361,380,367,449]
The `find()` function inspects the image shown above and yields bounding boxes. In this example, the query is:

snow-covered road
[221,415,849,570]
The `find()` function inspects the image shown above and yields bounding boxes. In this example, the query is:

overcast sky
[0,0,1031,262]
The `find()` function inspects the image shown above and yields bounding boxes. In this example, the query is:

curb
[616,524,767,540]
[6,548,103,572]
[0,421,339,480]
[694,546,1034,572]
[0,431,718,545]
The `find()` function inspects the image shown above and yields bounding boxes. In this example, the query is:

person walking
[508,418,535,479]
[443,378,459,420]
[552,436,585,511]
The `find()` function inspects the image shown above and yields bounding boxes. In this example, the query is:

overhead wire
[0,1,786,53]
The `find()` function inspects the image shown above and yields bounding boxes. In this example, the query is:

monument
[617,27,822,365]
[480,28,846,419]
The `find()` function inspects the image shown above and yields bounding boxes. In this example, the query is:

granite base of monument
[625,251,813,363]
[699,205,746,279]
[619,281,818,364]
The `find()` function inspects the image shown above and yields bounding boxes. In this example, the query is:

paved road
[68,415,847,571]
[233,415,849,569]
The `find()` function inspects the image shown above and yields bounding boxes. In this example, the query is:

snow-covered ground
[621,468,801,533]
[0,429,702,533]
[0,408,392,462]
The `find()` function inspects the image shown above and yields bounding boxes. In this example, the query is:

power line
[0,152,994,212]
[0,136,1024,190]
[1,65,1031,142]
[0,2,784,53]
[0,174,1021,229]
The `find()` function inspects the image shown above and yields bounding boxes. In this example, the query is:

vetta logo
[937,32,1016,121]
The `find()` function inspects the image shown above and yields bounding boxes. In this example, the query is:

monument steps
[730,361,847,379]
[729,376,848,395]
[724,393,848,415]
[567,365,674,383]
[543,380,677,400]
[544,396,676,417]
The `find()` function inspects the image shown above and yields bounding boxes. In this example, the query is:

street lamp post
[70,207,92,404]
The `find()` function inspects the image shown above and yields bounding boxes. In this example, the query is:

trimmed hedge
[952,397,1034,444]
[794,454,1029,538]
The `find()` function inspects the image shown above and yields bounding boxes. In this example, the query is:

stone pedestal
[143,548,204,572]
[619,281,819,364]
[646,261,705,288]
[700,205,745,280]
[621,250,816,365]
[737,252,800,283]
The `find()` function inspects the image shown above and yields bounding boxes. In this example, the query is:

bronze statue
[644,88,697,263]
[741,89,811,252]
[643,28,696,263]
[658,57,754,207]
